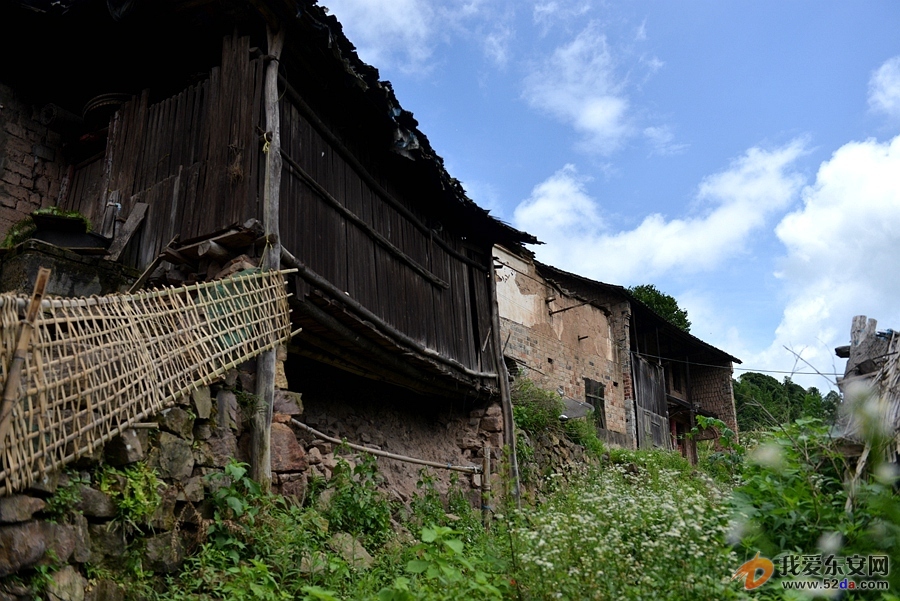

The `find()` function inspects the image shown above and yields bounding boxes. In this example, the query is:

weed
[323,454,392,550]
[97,463,162,531]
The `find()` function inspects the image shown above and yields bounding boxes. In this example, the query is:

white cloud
[868,56,900,120]
[643,125,688,156]
[483,23,514,67]
[513,140,806,283]
[533,1,591,29]
[323,0,436,73]
[523,23,633,154]
[750,134,900,386]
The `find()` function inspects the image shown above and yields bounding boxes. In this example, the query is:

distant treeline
[733,372,840,431]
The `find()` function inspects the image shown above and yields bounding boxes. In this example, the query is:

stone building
[495,245,740,460]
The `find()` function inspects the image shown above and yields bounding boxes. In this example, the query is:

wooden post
[488,259,520,505]
[482,445,492,529]
[251,24,285,491]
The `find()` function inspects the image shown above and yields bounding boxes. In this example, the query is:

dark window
[584,378,606,429]
[670,364,683,394]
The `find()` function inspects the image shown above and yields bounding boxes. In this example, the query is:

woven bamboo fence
[0,269,295,496]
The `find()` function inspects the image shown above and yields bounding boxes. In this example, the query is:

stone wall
[0,83,68,237]
[285,355,497,505]
[0,358,307,600]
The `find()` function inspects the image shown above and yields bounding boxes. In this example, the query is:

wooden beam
[107,202,148,261]
[251,24,285,492]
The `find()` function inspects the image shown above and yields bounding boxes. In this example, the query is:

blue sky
[321,0,900,389]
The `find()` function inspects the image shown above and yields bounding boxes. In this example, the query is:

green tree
[732,372,840,430]
[627,284,691,332]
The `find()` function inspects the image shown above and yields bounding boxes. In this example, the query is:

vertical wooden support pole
[482,445,491,529]
[488,260,520,505]
[251,25,285,492]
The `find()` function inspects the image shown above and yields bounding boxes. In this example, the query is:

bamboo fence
[0,269,295,496]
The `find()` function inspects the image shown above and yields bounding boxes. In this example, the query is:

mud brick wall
[691,364,738,434]
[494,247,632,447]
[0,83,68,236]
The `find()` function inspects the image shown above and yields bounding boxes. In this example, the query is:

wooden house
[495,246,740,461]
[0,0,536,495]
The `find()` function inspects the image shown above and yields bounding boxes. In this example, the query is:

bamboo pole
[291,419,481,474]
[251,24,285,492]
[0,268,50,444]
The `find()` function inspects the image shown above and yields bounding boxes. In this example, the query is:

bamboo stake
[0,268,50,445]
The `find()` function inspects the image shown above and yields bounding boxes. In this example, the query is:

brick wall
[691,363,738,434]
[0,83,67,237]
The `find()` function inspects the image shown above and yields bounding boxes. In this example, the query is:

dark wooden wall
[62,34,497,377]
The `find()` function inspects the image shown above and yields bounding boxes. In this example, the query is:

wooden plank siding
[59,34,498,380]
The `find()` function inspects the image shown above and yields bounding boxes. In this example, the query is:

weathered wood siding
[61,35,497,376]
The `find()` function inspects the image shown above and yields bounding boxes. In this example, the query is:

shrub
[510,378,564,436]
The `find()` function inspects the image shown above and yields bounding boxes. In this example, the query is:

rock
[46,566,85,601]
[280,473,307,502]
[320,453,337,472]
[299,551,328,575]
[488,432,503,448]
[156,407,194,441]
[273,390,303,415]
[315,488,335,512]
[237,371,256,393]
[152,432,194,480]
[193,422,212,441]
[40,523,76,567]
[75,486,116,519]
[0,495,46,523]
[27,470,60,494]
[310,439,332,454]
[191,387,212,420]
[469,408,486,419]
[175,476,204,503]
[224,370,239,387]
[216,390,239,433]
[273,413,292,424]
[479,415,503,432]
[485,404,502,417]
[87,523,125,562]
[104,429,145,466]
[306,447,322,465]
[327,532,373,570]
[149,486,178,532]
[0,521,75,576]
[145,533,185,573]
[194,430,237,468]
[71,514,91,564]
[275,360,289,390]
[84,579,124,601]
[270,423,307,472]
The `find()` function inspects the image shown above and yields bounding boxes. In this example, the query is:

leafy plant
[97,463,162,531]
[44,471,84,521]
[205,460,263,564]
[323,454,392,550]
[688,415,745,483]
[378,526,508,601]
